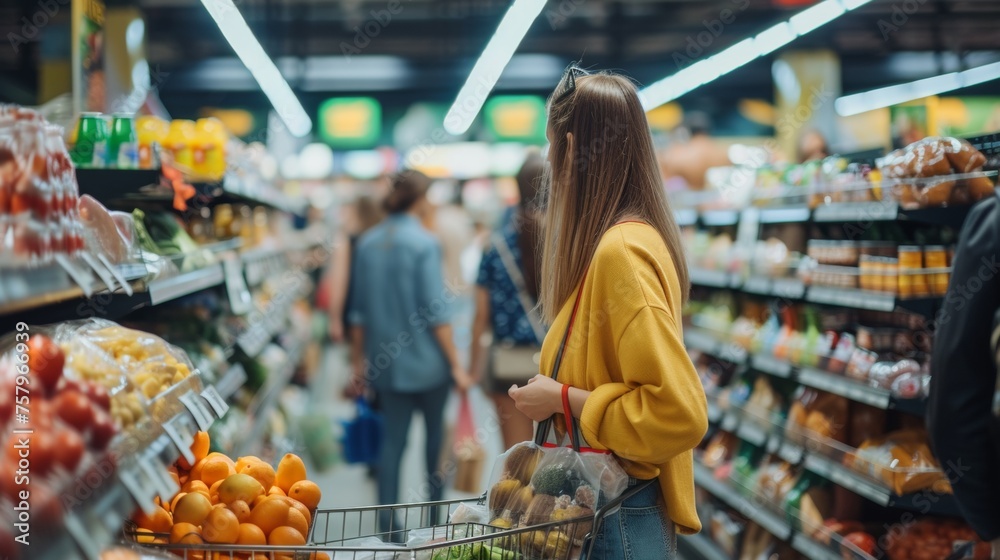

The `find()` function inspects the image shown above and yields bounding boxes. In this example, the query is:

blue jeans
[377,383,451,538]
[586,478,677,560]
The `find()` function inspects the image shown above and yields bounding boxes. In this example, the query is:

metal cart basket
[132,481,653,560]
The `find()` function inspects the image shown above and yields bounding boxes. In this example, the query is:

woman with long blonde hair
[508,67,708,559]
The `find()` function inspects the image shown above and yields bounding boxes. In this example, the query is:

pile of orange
[131,431,326,559]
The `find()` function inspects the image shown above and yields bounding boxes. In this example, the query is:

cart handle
[579,479,657,560]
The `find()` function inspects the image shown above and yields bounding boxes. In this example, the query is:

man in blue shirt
[347,170,473,532]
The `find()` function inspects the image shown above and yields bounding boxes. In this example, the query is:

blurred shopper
[507,68,708,559]
[470,151,546,450]
[346,170,475,532]
[798,129,830,162]
[660,111,730,190]
[322,195,384,343]
[928,193,1000,557]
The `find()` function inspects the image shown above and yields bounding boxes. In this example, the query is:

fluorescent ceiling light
[443,0,546,135]
[788,0,845,36]
[200,0,311,137]
[835,60,1000,116]
[641,0,874,110]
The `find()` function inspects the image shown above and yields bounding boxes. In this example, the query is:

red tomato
[0,391,12,423]
[89,411,116,450]
[844,532,877,555]
[53,389,95,431]
[26,334,63,394]
[83,382,111,412]
[53,430,85,472]
[30,430,55,476]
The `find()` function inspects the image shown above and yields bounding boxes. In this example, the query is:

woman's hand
[508,375,563,422]
[452,365,477,394]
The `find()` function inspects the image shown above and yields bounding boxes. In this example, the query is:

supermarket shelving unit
[1,168,319,560]
[678,197,977,559]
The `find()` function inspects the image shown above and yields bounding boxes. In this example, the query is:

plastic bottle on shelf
[194,117,228,180]
[164,119,196,170]
[136,115,168,169]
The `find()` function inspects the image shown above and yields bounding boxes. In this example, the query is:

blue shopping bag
[342,397,383,464]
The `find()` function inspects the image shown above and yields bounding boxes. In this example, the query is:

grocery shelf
[750,353,794,379]
[75,167,305,214]
[690,268,734,289]
[678,531,731,560]
[684,328,749,365]
[675,208,698,227]
[0,260,147,316]
[701,209,740,227]
[758,205,811,224]
[234,335,307,456]
[791,533,844,560]
[806,285,942,317]
[215,363,248,399]
[796,366,927,414]
[146,263,225,305]
[803,453,960,516]
[812,201,971,229]
[693,462,793,541]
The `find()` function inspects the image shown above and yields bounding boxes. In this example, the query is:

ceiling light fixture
[640,0,873,111]
[200,0,312,137]
[835,60,1000,116]
[443,0,547,135]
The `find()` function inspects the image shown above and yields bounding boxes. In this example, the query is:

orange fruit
[306,554,330,560]
[283,497,312,527]
[190,458,206,481]
[268,486,286,497]
[218,474,265,505]
[251,495,267,508]
[206,452,236,469]
[268,526,306,546]
[284,508,309,540]
[152,537,169,545]
[235,455,263,472]
[170,492,188,513]
[210,479,224,497]
[133,504,172,533]
[201,457,236,487]
[212,502,226,509]
[179,431,211,470]
[287,481,321,510]
[228,499,251,523]
[202,507,240,544]
[134,528,156,544]
[236,523,267,546]
[239,461,276,491]
[183,480,210,495]
[173,492,213,526]
[169,522,204,544]
[274,454,307,493]
[247,496,290,536]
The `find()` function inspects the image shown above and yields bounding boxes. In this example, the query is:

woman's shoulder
[594,222,672,264]
[591,222,678,309]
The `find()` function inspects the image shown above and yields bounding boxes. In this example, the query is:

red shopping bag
[453,394,485,493]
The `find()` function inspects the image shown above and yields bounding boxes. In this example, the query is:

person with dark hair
[346,169,475,529]
[469,150,546,449]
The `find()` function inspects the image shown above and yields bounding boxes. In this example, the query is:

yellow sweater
[540,222,708,535]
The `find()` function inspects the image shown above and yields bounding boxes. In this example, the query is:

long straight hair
[540,72,690,322]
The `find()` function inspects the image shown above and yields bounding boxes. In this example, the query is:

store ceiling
[133,0,1000,107]
[2,0,1000,114]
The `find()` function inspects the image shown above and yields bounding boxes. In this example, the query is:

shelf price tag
[119,463,158,515]
[164,415,196,466]
[80,251,119,294]
[201,385,230,417]
[55,254,97,297]
[224,256,253,315]
[721,412,739,432]
[180,391,214,431]
[138,450,178,502]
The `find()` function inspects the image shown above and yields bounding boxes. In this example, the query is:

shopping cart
[129,481,653,560]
